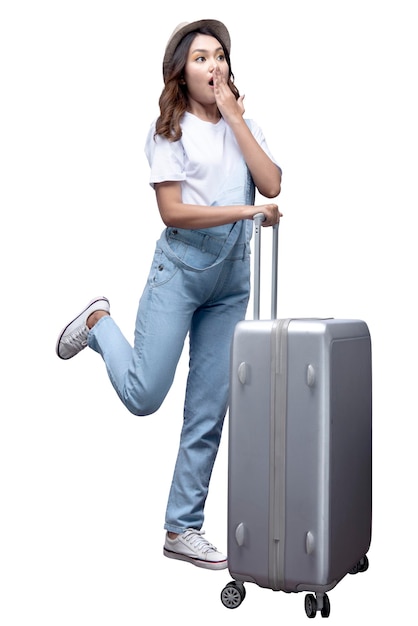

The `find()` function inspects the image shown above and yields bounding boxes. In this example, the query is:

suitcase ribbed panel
[269,319,290,589]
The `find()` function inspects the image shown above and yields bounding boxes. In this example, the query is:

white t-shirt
[144,112,279,207]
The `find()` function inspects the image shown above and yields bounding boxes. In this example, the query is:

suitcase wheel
[304,592,331,618]
[220,581,246,609]
[349,555,369,575]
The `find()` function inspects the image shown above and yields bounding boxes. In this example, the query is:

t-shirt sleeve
[144,123,186,188]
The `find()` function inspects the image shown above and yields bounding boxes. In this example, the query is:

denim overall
[88,162,255,533]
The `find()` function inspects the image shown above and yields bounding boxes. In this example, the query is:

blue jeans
[88,222,251,533]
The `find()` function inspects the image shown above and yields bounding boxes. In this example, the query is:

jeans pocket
[148,246,181,288]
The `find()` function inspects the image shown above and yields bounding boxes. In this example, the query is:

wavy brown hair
[155,27,240,142]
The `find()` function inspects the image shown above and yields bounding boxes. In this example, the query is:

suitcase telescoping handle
[253,212,279,321]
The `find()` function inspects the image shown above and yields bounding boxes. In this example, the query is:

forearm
[158,201,255,229]
[229,118,281,198]
[155,181,280,230]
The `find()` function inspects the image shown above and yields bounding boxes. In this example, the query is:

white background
[1,1,416,623]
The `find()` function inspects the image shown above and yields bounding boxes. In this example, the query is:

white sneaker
[163,529,228,570]
[56,297,110,360]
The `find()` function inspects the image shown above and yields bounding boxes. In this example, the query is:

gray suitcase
[220,215,372,618]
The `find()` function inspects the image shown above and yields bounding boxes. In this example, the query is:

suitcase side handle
[253,213,279,321]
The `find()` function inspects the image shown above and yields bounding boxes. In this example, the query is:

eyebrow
[190,46,224,55]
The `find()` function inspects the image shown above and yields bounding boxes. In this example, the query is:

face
[183,34,229,106]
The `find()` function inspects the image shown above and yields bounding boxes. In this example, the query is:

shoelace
[182,529,218,554]
[63,325,88,347]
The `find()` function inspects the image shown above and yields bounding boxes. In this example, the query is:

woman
[56,19,282,570]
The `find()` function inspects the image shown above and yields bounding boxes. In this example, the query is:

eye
[217,53,226,62]
[195,55,205,63]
